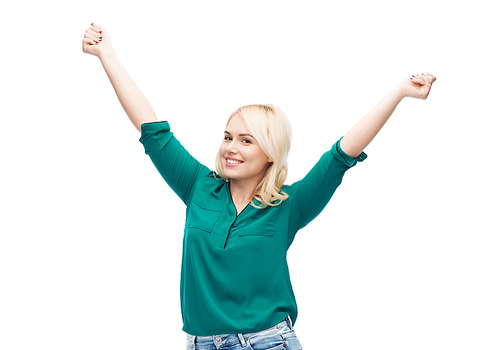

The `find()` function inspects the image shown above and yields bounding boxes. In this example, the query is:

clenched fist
[82,23,113,58]
[399,72,437,100]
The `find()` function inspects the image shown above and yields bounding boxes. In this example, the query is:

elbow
[339,137,363,158]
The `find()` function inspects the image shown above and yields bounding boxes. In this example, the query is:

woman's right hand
[82,23,113,58]
[82,23,158,130]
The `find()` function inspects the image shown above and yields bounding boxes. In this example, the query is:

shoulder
[189,171,228,204]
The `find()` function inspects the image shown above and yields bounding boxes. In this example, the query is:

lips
[225,157,244,167]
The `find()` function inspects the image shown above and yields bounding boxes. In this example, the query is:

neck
[229,179,258,206]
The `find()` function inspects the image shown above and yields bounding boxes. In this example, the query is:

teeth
[226,159,243,164]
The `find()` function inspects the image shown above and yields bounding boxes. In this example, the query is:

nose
[226,139,238,154]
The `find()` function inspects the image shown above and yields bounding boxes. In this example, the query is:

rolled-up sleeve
[289,137,367,231]
[139,121,175,155]
[139,121,209,204]
[332,136,368,167]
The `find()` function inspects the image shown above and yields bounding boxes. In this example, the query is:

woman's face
[219,114,272,184]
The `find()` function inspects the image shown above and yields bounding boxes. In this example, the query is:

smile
[226,158,244,166]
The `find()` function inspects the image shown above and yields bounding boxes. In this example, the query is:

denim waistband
[189,316,293,348]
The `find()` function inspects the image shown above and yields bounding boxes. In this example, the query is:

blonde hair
[215,104,292,209]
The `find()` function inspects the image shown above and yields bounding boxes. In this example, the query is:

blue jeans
[185,317,302,350]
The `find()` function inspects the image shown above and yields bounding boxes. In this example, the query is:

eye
[224,136,232,141]
[242,139,252,144]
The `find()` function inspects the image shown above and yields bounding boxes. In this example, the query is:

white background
[1,1,499,349]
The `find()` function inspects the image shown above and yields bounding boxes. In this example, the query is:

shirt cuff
[332,137,367,167]
[140,120,171,132]
[139,121,173,154]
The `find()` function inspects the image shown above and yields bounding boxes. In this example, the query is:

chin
[222,169,235,180]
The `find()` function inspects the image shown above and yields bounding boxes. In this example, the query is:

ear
[267,157,273,163]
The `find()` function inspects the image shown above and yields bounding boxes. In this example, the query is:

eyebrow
[224,131,255,139]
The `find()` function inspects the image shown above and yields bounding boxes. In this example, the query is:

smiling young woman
[83,24,436,350]
[216,105,292,213]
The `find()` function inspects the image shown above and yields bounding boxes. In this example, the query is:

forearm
[340,86,404,158]
[99,50,157,131]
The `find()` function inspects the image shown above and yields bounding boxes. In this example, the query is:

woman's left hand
[398,72,437,100]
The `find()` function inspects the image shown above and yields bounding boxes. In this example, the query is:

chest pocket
[187,199,224,233]
[238,205,279,237]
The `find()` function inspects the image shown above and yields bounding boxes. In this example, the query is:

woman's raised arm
[340,73,436,158]
[82,24,157,131]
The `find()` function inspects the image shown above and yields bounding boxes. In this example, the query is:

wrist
[389,82,406,102]
[98,47,118,62]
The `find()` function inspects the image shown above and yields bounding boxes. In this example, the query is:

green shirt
[139,121,366,336]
